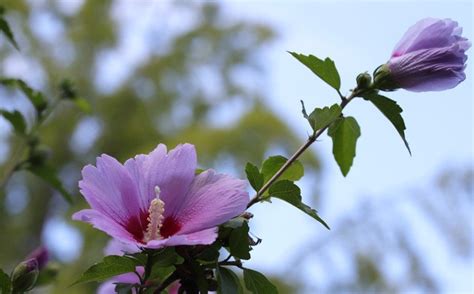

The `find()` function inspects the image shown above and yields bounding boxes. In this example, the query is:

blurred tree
[0,1,318,292]
[287,167,473,293]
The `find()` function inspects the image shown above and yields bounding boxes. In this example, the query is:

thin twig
[247,89,360,209]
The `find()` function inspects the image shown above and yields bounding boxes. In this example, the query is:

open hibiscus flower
[73,144,249,249]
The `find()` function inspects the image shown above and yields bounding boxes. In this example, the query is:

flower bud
[373,64,399,91]
[26,246,49,270]
[11,259,39,292]
[356,72,372,89]
[28,145,51,166]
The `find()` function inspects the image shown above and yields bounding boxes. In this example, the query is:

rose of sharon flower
[73,144,249,248]
[374,18,470,92]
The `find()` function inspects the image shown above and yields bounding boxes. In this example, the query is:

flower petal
[79,155,142,228]
[72,209,136,245]
[104,239,140,256]
[146,227,218,249]
[392,18,462,56]
[171,169,249,234]
[125,144,197,217]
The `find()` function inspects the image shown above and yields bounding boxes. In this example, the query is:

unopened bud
[11,259,39,292]
[373,64,400,91]
[26,246,49,270]
[356,72,372,89]
[28,145,51,166]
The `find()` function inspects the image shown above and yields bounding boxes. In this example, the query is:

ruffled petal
[171,170,249,234]
[125,144,197,217]
[72,209,136,245]
[79,155,142,228]
[146,227,218,249]
[124,144,168,212]
[392,18,461,56]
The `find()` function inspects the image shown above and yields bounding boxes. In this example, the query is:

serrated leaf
[28,165,73,203]
[289,52,340,90]
[0,79,48,116]
[261,156,304,183]
[0,15,19,50]
[0,109,27,134]
[229,222,250,260]
[245,162,263,192]
[328,116,360,176]
[72,256,136,286]
[243,269,278,294]
[269,180,329,229]
[308,103,342,131]
[217,267,243,294]
[0,268,12,294]
[364,93,411,155]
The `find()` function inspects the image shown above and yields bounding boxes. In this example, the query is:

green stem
[246,89,360,209]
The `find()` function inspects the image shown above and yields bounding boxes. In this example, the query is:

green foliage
[0,110,26,135]
[289,52,341,90]
[229,221,251,260]
[245,162,264,192]
[72,256,136,286]
[217,267,243,294]
[243,268,278,294]
[0,7,19,50]
[0,79,48,117]
[328,116,361,176]
[0,269,11,294]
[308,104,342,131]
[269,180,329,229]
[363,92,411,154]
[261,156,304,183]
[28,165,73,203]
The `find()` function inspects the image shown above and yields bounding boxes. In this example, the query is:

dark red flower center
[125,211,182,243]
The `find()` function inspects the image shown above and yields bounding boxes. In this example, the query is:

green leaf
[0,109,27,134]
[28,165,73,203]
[217,267,243,294]
[0,79,48,116]
[328,116,361,176]
[245,162,264,192]
[269,180,329,229]
[73,97,92,113]
[308,104,342,131]
[243,268,278,294]
[261,156,304,183]
[229,221,251,260]
[0,268,12,294]
[0,15,19,50]
[152,248,184,268]
[289,52,341,90]
[364,93,411,154]
[72,256,136,286]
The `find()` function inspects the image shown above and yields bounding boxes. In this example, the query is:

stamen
[144,186,165,242]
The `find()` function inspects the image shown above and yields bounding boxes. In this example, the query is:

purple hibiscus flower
[73,144,249,249]
[374,18,470,92]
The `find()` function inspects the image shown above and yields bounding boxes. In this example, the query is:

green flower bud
[28,145,51,166]
[356,72,372,89]
[11,259,39,292]
[373,64,400,91]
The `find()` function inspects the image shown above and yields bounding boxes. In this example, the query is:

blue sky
[221,0,473,291]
